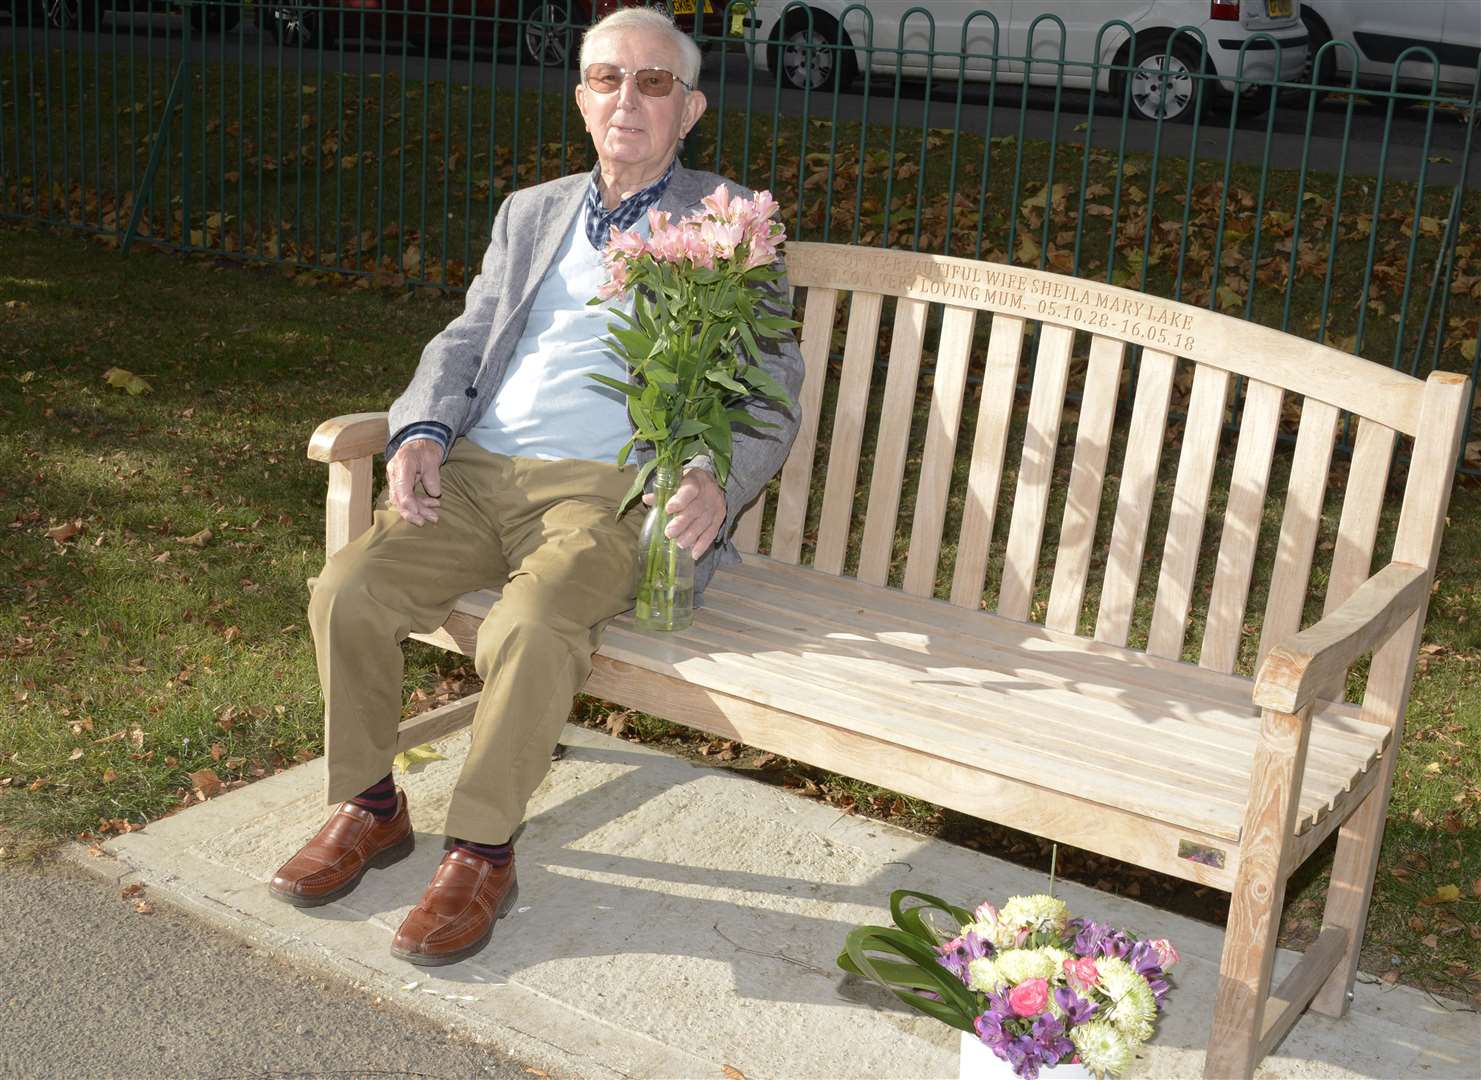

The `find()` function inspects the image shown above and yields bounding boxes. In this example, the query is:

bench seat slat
[676,613,1258,807]
[722,557,1391,748]
[700,575,1382,787]
[597,620,1250,840]
[688,600,1366,823]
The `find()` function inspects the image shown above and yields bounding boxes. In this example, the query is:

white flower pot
[959,1030,1094,1080]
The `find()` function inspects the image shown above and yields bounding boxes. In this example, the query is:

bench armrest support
[308,413,390,557]
[1253,562,1429,714]
[308,412,391,464]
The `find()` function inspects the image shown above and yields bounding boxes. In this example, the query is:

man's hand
[644,467,725,558]
[386,438,444,526]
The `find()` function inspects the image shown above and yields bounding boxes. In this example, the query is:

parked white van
[747,1,1310,122]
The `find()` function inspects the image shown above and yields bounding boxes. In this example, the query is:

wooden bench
[308,242,1468,1079]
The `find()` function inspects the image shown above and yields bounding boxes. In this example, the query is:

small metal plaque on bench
[1178,839,1227,870]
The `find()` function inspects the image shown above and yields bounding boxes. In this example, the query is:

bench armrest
[1253,562,1430,714]
[307,412,391,464]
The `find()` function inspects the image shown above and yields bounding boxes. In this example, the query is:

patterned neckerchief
[584,160,676,250]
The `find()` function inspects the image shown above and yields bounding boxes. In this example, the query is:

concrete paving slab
[66,722,1480,1079]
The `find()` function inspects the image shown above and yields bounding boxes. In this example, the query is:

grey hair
[579,7,703,88]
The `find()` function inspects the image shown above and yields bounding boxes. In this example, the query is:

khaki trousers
[307,438,644,845]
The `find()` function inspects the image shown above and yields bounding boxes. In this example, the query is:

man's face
[576,28,706,184]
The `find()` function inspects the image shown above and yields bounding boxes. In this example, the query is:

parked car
[1298,1,1480,98]
[264,0,737,59]
[12,0,240,33]
[747,0,1309,123]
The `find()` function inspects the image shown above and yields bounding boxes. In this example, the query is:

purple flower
[1053,986,1099,1025]
[1030,1013,1075,1068]
[1070,918,1136,960]
[936,928,992,985]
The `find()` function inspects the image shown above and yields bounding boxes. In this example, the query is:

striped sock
[451,837,513,867]
[348,772,398,820]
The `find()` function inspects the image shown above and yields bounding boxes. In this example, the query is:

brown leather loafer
[268,789,414,908]
[390,848,518,967]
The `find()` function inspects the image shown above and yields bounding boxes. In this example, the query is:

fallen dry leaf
[131,899,155,914]
[102,768,118,783]
[120,882,144,899]
[175,528,213,548]
[1421,884,1462,906]
[723,1067,748,1080]
[46,520,82,542]
[189,768,224,798]
[102,367,152,395]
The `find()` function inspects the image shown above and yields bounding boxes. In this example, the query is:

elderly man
[268,8,804,966]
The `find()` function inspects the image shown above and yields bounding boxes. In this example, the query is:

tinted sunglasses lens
[585,65,623,92]
[636,69,675,96]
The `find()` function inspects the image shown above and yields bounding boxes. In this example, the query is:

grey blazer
[386,165,807,600]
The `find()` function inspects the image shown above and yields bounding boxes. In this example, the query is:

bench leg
[1205,706,1311,1080]
[1309,777,1390,1018]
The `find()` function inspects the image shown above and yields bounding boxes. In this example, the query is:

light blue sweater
[464,206,645,463]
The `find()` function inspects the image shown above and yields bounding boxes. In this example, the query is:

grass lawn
[1,219,1478,1009]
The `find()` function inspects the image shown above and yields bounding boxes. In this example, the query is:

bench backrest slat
[1200,378,1284,673]
[857,299,930,586]
[1093,349,1178,647]
[902,304,977,597]
[1147,366,1234,660]
[749,243,1458,688]
[997,323,1075,621]
[770,285,839,565]
[948,313,1026,608]
[1257,400,1341,668]
[1045,334,1126,633]
[814,292,885,576]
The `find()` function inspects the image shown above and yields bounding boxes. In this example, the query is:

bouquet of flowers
[839,890,1178,1080]
[591,184,797,631]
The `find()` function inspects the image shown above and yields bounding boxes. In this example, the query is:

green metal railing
[3,2,1477,464]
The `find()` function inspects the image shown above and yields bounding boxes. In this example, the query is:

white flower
[966,957,1006,993]
[995,948,1061,985]
[1071,1020,1134,1077]
[998,894,1070,939]
[1095,957,1158,1044]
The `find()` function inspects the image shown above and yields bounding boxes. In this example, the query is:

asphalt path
[2,12,1475,185]
[0,855,534,1080]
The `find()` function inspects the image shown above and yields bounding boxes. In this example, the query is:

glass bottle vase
[633,462,694,632]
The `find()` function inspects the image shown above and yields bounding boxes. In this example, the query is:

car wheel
[1298,4,1336,89]
[1122,37,1203,123]
[189,1,242,34]
[767,9,856,93]
[267,0,334,48]
[29,0,93,29]
[522,0,584,69]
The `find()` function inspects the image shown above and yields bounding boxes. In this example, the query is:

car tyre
[1298,4,1337,90]
[266,0,335,48]
[766,8,856,93]
[1120,36,1205,123]
[189,0,242,34]
[25,0,98,30]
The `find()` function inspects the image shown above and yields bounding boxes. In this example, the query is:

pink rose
[1150,939,1179,970]
[1063,957,1100,990]
[1007,978,1049,1017]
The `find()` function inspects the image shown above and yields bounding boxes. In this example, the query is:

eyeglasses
[582,64,693,97]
